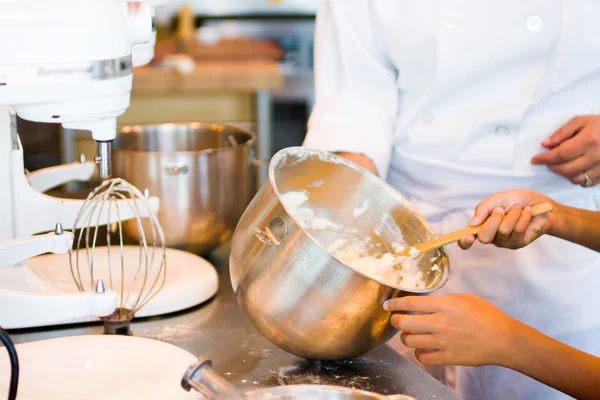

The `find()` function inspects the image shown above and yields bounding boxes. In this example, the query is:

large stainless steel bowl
[229,147,450,360]
[182,357,417,399]
[113,123,255,255]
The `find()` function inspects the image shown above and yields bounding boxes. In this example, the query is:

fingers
[401,332,439,349]
[384,296,442,313]
[571,165,600,188]
[494,206,522,246]
[531,133,586,166]
[512,206,532,237]
[546,154,592,180]
[391,314,437,333]
[541,116,587,148]
[468,189,535,226]
[470,197,509,226]
[476,207,504,244]
[415,348,445,365]
[458,233,476,250]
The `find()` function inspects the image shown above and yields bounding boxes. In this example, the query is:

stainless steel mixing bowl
[181,356,417,399]
[113,123,255,254]
[229,147,450,360]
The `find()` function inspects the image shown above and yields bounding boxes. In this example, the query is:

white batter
[280,190,426,289]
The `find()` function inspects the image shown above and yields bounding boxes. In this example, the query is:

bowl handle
[254,216,288,246]
[181,357,243,399]
[164,162,189,176]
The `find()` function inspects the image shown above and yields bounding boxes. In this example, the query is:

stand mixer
[0,0,194,329]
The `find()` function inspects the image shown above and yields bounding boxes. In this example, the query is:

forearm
[551,203,600,252]
[501,320,600,400]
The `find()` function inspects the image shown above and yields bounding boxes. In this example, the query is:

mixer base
[0,247,219,329]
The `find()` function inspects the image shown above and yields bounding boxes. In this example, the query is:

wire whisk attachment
[69,178,166,335]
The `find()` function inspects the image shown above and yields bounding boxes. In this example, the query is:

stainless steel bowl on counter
[229,147,450,361]
[181,357,418,399]
[113,123,255,255]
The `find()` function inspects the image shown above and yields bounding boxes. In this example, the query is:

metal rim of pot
[267,146,451,294]
[245,385,392,399]
[115,122,257,156]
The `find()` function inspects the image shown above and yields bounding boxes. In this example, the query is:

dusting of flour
[280,190,425,289]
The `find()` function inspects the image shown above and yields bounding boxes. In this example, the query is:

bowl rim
[114,122,257,156]
[245,384,388,399]
[268,146,450,293]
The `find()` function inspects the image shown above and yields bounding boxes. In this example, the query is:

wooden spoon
[394,202,554,258]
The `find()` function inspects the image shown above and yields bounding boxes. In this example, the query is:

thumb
[469,202,499,226]
[458,234,476,250]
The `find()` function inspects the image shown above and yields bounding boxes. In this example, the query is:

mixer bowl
[113,123,255,255]
[229,147,450,360]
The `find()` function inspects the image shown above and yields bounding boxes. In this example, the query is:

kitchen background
[22,0,318,177]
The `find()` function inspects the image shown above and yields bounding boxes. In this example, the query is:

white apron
[304,1,600,399]
[388,153,600,400]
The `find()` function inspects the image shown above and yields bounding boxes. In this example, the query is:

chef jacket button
[422,114,435,125]
[526,15,542,32]
[495,125,510,135]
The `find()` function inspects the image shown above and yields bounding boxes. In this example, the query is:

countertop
[10,243,462,400]
[132,61,284,94]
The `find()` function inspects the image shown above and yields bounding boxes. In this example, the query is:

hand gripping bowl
[229,147,450,360]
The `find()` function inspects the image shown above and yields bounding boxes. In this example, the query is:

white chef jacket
[303,1,600,400]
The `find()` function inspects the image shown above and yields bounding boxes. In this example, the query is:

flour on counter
[280,190,426,289]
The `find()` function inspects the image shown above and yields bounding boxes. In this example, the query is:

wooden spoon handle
[394,202,554,258]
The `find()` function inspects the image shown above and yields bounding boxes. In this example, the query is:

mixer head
[69,178,166,334]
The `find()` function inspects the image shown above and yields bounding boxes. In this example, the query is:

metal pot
[229,147,450,361]
[181,357,417,400]
[113,123,255,255]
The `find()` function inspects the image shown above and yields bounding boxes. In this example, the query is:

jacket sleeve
[302,0,399,178]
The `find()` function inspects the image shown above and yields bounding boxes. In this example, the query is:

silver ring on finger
[583,171,593,188]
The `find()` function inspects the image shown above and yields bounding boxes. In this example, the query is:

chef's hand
[458,189,557,250]
[335,152,378,175]
[384,294,518,366]
[531,115,600,188]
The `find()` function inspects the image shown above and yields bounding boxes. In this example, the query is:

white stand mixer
[0,0,219,330]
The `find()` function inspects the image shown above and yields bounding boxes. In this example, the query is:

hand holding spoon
[394,202,554,258]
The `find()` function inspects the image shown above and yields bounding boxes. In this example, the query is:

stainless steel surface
[70,178,167,324]
[183,357,392,399]
[54,222,63,235]
[95,140,112,179]
[9,244,461,400]
[255,90,272,186]
[230,148,450,360]
[113,123,255,255]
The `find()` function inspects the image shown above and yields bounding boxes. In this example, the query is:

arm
[551,203,600,252]
[458,188,600,253]
[507,320,600,400]
[303,0,398,178]
[385,295,600,400]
